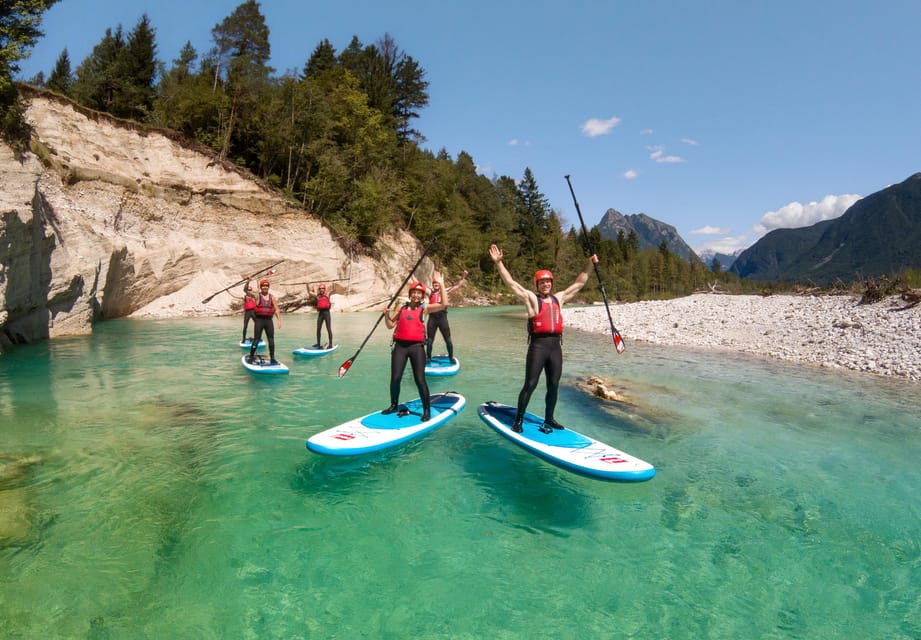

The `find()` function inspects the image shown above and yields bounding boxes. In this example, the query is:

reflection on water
[1,307,920,638]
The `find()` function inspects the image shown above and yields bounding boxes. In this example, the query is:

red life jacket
[528,295,563,335]
[243,296,257,311]
[393,303,425,342]
[255,294,275,317]
[316,293,331,310]
[428,290,443,305]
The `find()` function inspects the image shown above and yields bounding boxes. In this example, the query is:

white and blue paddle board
[425,355,460,377]
[307,392,466,456]
[292,344,339,357]
[239,338,266,349]
[476,401,655,482]
[241,354,289,375]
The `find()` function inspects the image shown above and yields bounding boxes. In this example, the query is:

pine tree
[393,54,428,144]
[114,14,157,120]
[210,0,273,161]
[0,0,61,144]
[70,26,126,113]
[302,39,337,79]
[45,48,72,94]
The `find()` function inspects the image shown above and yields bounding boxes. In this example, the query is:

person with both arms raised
[488,243,598,433]
[309,282,333,348]
[426,269,467,364]
[381,277,448,422]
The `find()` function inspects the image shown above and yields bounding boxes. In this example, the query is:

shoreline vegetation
[565,293,921,382]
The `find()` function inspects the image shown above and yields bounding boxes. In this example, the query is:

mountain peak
[596,209,698,261]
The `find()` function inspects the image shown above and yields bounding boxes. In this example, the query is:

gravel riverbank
[566,293,921,381]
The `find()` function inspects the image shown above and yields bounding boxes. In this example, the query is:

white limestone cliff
[0,90,429,347]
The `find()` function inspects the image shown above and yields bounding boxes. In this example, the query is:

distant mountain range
[697,249,742,271]
[731,172,921,284]
[596,209,698,261]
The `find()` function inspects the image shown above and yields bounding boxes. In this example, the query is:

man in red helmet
[309,282,333,348]
[488,243,598,433]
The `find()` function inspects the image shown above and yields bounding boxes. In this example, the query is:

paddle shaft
[338,238,437,376]
[564,175,625,353]
[279,278,349,286]
[201,260,285,303]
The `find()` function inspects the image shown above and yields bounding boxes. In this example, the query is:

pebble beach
[566,293,921,381]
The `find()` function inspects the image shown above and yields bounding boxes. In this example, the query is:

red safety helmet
[259,278,270,287]
[408,281,427,294]
[317,283,326,290]
[534,269,554,285]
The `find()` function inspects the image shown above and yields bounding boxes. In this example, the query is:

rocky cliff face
[0,90,429,347]
[596,208,698,262]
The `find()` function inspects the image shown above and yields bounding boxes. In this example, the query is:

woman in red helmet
[426,269,468,364]
[488,243,598,433]
[381,276,448,421]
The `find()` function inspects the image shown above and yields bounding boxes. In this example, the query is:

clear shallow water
[1,306,919,639]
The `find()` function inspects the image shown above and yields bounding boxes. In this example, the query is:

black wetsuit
[316,309,332,346]
[426,310,453,361]
[516,334,563,422]
[389,340,431,418]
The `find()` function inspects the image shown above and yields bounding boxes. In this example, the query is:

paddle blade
[613,331,625,354]
[337,357,355,378]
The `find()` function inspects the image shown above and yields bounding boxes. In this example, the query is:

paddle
[279,277,349,287]
[338,238,437,378]
[564,175,626,354]
[201,260,285,304]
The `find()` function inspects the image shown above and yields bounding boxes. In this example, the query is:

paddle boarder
[488,243,598,433]
[309,283,334,348]
[382,278,448,422]
[426,269,468,364]
[248,278,282,364]
[228,279,257,342]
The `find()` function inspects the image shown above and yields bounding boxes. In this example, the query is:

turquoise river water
[1,306,919,639]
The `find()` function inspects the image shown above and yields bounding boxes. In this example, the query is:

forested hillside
[12,0,729,301]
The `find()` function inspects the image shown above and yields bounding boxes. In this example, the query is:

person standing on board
[488,243,597,433]
[249,278,282,364]
[382,278,448,422]
[426,269,468,364]
[309,283,333,348]
[228,279,257,342]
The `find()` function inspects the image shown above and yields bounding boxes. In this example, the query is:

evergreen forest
[7,0,753,301]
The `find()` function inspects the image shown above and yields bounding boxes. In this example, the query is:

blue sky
[17,0,921,255]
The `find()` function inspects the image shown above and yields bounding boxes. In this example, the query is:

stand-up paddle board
[239,338,266,349]
[307,392,466,456]
[241,354,289,375]
[292,344,339,357]
[476,401,655,482]
[424,355,460,377]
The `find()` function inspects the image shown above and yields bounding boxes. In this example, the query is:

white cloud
[648,145,686,163]
[624,169,638,179]
[640,128,654,135]
[691,225,729,235]
[695,235,750,255]
[753,194,862,235]
[508,139,519,146]
[680,138,699,146]
[580,116,622,137]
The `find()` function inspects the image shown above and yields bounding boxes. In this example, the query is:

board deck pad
[477,401,655,482]
[292,344,338,357]
[424,355,460,376]
[241,354,289,374]
[307,392,465,455]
